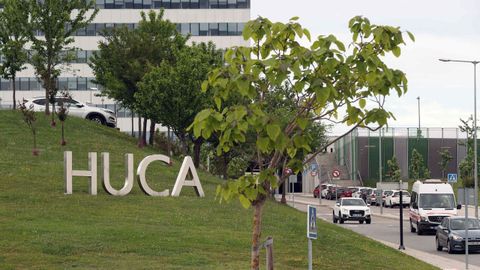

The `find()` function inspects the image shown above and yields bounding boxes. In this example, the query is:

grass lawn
[0,110,438,269]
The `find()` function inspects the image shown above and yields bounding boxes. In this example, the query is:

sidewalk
[276,193,478,270]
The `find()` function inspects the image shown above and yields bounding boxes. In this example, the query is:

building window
[190,0,199,8]
[227,0,236,8]
[180,23,190,35]
[96,0,105,8]
[190,23,199,36]
[199,0,208,8]
[181,0,190,8]
[143,0,152,8]
[125,0,134,8]
[199,23,208,36]
[209,23,218,36]
[134,0,142,8]
[218,23,227,35]
[171,0,180,8]
[78,77,87,90]
[227,23,236,36]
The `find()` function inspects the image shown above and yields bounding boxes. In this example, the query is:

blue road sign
[448,173,458,183]
[307,205,317,239]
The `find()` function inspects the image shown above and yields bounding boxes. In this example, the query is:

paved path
[278,193,480,270]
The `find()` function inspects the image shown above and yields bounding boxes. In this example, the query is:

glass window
[199,0,208,8]
[153,0,161,8]
[58,78,68,91]
[87,24,96,36]
[125,0,133,8]
[30,79,40,91]
[237,0,247,8]
[199,23,208,36]
[96,0,105,8]
[87,79,97,91]
[1,79,9,90]
[115,0,124,8]
[161,0,171,8]
[237,23,245,35]
[190,0,199,8]
[143,0,152,8]
[218,23,227,35]
[227,23,236,36]
[33,98,47,105]
[76,26,87,36]
[105,0,114,8]
[190,23,199,36]
[419,194,455,209]
[227,0,236,8]
[218,0,226,8]
[209,0,218,8]
[68,77,77,91]
[171,0,180,8]
[77,50,87,63]
[181,0,190,8]
[209,23,218,36]
[134,0,142,8]
[77,77,87,90]
[180,23,190,35]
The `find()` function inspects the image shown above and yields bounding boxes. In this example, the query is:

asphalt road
[288,195,480,268]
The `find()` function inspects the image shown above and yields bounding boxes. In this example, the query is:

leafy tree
[57,92,71,146]
[136,42,222,163]
[459,116,476,187]
[0,0,29,110]
[18,100,38,156]
[409,148,425,180]
[28,0,98,125]
[387,156,401,181]
[192,16,412,269]
[438,149,453,179]
[90,10,187,147]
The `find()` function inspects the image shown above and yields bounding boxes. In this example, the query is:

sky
[251,0,480,134]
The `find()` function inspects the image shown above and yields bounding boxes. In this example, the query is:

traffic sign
[289,175,297,184]
[307,205,317,239]
[332,169,340,178]
[447,173,458,183]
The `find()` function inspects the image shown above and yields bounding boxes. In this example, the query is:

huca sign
[64,151,204,197]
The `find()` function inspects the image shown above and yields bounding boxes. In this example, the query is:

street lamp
[417,96,421,133]
[439,58,479,218]
[89,87,98,104]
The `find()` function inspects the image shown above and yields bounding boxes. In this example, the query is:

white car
[25,97,116,127]
[333,197,372,224]
[385,190,411,208]
[321,184,335,198]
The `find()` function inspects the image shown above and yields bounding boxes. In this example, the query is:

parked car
[348,187,359,196]
[313,185,324,198]
[436,217,480,254]
[353,187,369,198]
[322,184,335,198]
[326,186,338,200]
[25,97,117,127]
[385,190,411,208]
[333,197,372,224]
[379,190,394,206]
[366,188,377,205]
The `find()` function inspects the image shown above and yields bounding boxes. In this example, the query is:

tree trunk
[167,127,172,156]
[149,121,155,145]
[193,139,202,168]
[137,115,143,147]
[61,121,66,145]
[250,200,265,270]
[131,110,135,137]
[221,152,228,179]
[12,77,16,110]
[45,88,50,115]
[51,100,56,127]
[281,180,286,203]
[142,117,148,146]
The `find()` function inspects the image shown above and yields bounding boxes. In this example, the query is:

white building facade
[0,0,250,132]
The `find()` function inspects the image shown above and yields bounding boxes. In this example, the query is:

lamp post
[439,58,479,218]
[417,96,421,137]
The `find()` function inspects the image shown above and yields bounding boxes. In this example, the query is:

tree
[192,16,412,269]
[57,92,71,146]
[387,156,401,181]
[410,148,425,180]
[18,100,39,156]
[28,0,98,125]
[136,42,223,164]
[90,10,187,147]
[459,116,476,187]
[0,0,29,110]
[438,149,453,179]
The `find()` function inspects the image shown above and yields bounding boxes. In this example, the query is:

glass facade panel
[77,77,87,90]
[19,78,29,90]
[171,0,180,8]
[190,0,199,8]
[199,0,208,8]
[199,23,208,36]
[58,78,68,91]
[209,23,218,36]
[218,23,227,35]
[181,23,190,35]
[181,0,190,8]
[190,23,199,36]
[143,0,152,8]
[67,77,77,90]
[218,0,226,8]
[227,23,236,36]
[227,0,236,8]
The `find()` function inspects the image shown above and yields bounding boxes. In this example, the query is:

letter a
[171,156,205,197]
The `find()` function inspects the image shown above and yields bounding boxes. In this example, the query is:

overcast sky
[251,0,480,134]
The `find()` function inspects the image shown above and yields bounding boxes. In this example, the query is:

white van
[409,179,461,235]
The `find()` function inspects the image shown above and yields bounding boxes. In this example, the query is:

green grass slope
[0,111,437,269]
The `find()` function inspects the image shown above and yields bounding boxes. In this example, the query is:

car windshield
[419,194,455,209]
[384,191,393,196]
[450,219,480,230]
[342,199,366,206]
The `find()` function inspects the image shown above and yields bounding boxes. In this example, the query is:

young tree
[90,10,187,147]
[410,148,425,180]
[57,92,71,146]
[438,149,453,179]
[192,16,412,269]
[0,0,29,110]
[387,156,401,181]
[18,100,39,156]
[136,42,223,165]
[28,0,98,125]
[459,116,476,187]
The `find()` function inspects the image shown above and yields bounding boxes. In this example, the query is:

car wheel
[410,220,416,233]
[89,114,106,125]
[417,222,423,235]
[436,237,443,251]
[359,220,364,224]
[332,211,337,224]
[339,212,344,224]
[447,240,454,254]
[366,218,371,224]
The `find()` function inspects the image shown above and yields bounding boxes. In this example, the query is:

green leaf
[287,147,297,158]
[290,16,299,21]
[239,194,251,209]
[407,31,415,42]
[392,47,401,57]
[201,80,209,92]
[296,117,309,130]
[257,136,270,153]
[359,99,366,109]
[266,124,281,141]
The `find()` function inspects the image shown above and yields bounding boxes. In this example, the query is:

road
[284,194,480,269]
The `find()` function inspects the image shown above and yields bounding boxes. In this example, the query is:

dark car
[313,184,327,198]
[436,217,480,254]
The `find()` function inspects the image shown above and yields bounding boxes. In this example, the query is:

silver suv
[25,97,116,127]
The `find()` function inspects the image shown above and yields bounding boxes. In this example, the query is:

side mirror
[76,104,84,108]
[457,204,462,210]
[336,202,340,206]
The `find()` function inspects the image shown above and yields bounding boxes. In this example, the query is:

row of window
[0,77,102,91]
[34,22,245,37]
[94,0,250,9]
[1,50,97,64]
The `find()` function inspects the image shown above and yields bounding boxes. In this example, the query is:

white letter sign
[64,151,97,195]
[171,156,205,197]
[102,153,134,196]
[136,154,170,197]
